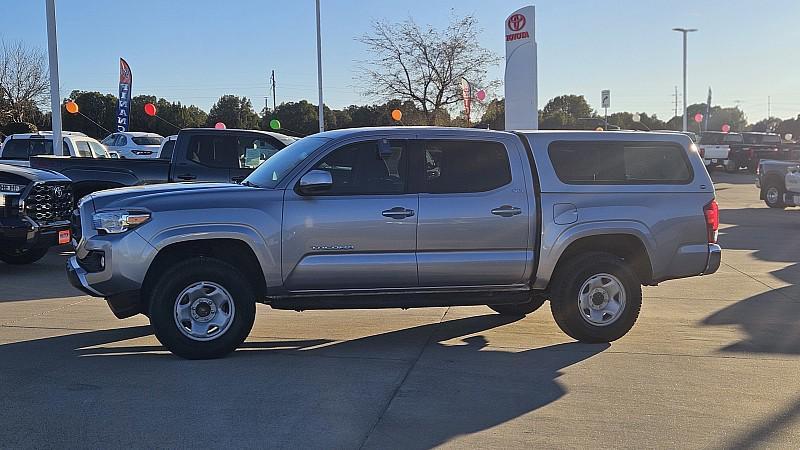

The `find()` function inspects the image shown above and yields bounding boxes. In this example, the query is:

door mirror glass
[785,133,793,141]
[298,170,333,194]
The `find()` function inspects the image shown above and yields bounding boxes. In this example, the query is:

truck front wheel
[0,246,49,265]
[147,257,256,359]
[549,252,642,343]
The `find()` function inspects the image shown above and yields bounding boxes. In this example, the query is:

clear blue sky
[3,0,799,123]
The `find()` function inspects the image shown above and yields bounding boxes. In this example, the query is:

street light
[673,27,697,132]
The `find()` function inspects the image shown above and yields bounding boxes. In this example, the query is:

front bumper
[0,218,70,249]
[703,244,722,275]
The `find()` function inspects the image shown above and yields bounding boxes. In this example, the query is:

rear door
[281,138,418,291]
[172,133,240,182]
[413,137,531,287]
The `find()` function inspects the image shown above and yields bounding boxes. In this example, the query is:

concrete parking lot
[1,172,798,449]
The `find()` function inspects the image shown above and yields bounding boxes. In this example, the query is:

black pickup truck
[1,163,73,264]
[30,128,296,201]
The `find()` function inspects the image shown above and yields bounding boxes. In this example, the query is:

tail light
[704,199,719,243]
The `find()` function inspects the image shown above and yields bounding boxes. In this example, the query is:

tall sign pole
[673,28,697,132]
[315,0,324,133]
[504,6,537,130]
[45,0,63,155]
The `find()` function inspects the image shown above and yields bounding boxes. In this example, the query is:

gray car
[67,127,721,359]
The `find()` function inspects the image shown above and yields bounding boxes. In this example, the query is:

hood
[89,182,269,212]
[0,162,69,185]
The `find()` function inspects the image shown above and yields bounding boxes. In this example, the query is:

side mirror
[785,133,793,141]
[298,170,333,195]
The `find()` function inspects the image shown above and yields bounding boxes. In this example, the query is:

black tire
[549,252,642,343]
[0,246,49,265]
[147,257,256,359]
[489,294,547,316]
[763,182,786,209]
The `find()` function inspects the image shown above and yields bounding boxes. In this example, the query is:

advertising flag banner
[504,5,537,130]
[117,58,132,132]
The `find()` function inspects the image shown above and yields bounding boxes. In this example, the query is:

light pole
[315,0,324,133]
[673,27,697,132]
[45,0,63,155]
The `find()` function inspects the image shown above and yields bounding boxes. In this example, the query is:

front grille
[71,209,82,242]
[23,182,73,226]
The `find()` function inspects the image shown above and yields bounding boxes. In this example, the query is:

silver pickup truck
[67,128,721,359]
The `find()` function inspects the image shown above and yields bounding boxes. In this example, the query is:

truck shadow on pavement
[0,314,608,448]
[703,207,800,355]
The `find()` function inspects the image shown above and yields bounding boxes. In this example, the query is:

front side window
[116,135,128,146]
[88,141,109,158]
[101,135,116,146]
[419,140,511,194]
[245,137,329,188]
[311,140,407,195]
[160,140,176,160]
[548,141,693,184]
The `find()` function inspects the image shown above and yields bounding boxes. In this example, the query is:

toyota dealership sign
[504,6,538,130]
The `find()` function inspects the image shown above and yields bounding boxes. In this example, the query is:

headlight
[0,183,25,194]
[92,210,151,234]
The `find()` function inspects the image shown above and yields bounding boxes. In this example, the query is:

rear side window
[548,141,692,184]
[75,141,93,157]
[419,140,512,193]
[188,135,239,168]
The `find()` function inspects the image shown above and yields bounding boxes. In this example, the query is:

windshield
[244,137,329,188]
[722,134,743,144]
[132,136,162,146]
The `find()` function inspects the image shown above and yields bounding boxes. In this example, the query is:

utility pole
[270,70,276,111]
[673,86,679,120]
[673,28,697,132]
[768,96,771,118]
[315,0,324,133]
[45,0,63,155]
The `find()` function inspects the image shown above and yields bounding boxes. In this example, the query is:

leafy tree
[748,117,782,133]
[1,121,37,135]
[62,90,117,138]
[539,95,595,129]
[776,115,800,141]
[607,111,667,131]
[207,95,260,130]
[358,14,499,125]
[477,98,504,130]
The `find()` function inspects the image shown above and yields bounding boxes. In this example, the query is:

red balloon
[214,122,226,129]
[144,103,157,116]
[476,90,486,101]
[693,113,703,123]
[721,123,731,133]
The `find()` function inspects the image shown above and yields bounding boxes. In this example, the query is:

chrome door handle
[491,205,522,217]
[382,207,415,219]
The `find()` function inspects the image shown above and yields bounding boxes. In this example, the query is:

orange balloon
[65,101,79,114]
[391,109,402,121]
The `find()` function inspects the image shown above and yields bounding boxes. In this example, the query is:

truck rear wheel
[549,252,642,343]
[147,257,256,359]
[764,183,786,208]
[489,294,547,316]
[0,246,49,265]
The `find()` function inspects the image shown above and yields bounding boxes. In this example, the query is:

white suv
[0,132,111,164]
[101,132,164,159]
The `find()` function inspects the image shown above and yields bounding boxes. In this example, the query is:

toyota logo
[507,14,526,32]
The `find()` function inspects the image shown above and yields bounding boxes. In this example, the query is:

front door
[414,138,531,287]
[282,139,418,291]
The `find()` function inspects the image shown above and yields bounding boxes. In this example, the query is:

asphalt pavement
[1,171,798,449]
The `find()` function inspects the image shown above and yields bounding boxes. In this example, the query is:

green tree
[748,117,782,133]
[62,90,117,138]
[607,111,667,131]
[477,98,504,130]
[207,95,260,130]
[540,95,594,129]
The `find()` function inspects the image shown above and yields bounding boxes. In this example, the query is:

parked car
[0,163,73,264]
[31,128,297,202]
[158,135,178,159]
[698,131,744,171]
[101,132,164,159]
[66,128,721,359]
[0,132,112,164]
[756,151,800,208]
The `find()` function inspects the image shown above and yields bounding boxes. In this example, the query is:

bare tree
[0,40,50,123]
[358,14,499,125]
